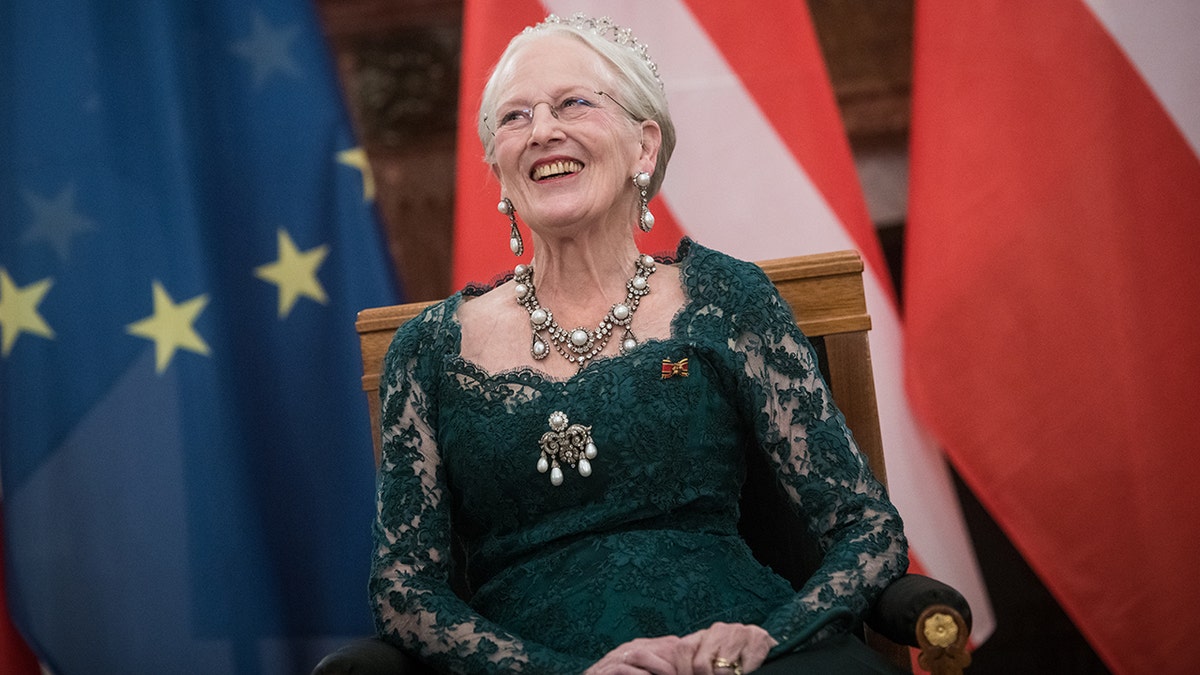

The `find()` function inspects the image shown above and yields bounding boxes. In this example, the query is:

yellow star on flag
[126,281,211,373]
[337,147,376,202]
[0,268,55,357]
[254,229,329,318]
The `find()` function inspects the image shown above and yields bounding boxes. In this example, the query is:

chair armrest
[866,574,973,675]
[311,637,433,675]
[866,573,972,646]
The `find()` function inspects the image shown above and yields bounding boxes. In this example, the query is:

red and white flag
[454,0,995,648]
[907,1,1200,672]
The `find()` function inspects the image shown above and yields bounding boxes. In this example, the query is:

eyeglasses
[485,90,637,137]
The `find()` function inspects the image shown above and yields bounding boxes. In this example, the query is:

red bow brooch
[661,358,689,379]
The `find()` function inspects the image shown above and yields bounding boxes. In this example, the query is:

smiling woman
[367,13,910,675]
[480,31,663,255]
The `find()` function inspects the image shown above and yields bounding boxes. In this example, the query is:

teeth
[533,160,583,180]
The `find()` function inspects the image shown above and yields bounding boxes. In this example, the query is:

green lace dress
[370,240,908,673]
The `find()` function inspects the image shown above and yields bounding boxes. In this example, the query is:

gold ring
[712,656,743,675]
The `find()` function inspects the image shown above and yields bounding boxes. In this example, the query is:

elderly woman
[370,14,907,675]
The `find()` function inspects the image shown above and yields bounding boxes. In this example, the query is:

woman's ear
[490,163,502,182]
[638,120,662,174]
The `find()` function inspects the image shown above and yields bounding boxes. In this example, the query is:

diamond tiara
[528,13,663,90]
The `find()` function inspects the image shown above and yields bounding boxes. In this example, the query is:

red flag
[907,2,1200,672]
[455,0,994,645]
[0,511,40,675]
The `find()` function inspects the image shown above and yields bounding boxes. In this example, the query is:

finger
[591,637,681,675]
[671,631,703,675]
[694,623,764,675]
[587,649,652,675]
[740,627,777,672]
[691,624,736,675]
[622,644,680,675]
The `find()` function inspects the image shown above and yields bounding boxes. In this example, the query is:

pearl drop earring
[634,172,654,233]
[498,197,523,256]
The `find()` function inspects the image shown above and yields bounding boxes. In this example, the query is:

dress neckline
[446,239,699,386]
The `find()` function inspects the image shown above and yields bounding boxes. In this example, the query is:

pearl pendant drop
[550,466,564,486]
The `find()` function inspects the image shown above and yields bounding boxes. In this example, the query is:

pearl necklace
[514,254,656,371]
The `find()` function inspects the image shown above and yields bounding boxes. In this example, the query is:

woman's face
[489,34,660,236]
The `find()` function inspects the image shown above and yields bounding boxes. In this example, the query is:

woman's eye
[560,96,595,109]
[498,109,529,126]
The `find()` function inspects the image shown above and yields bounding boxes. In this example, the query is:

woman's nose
[528,102,565,144]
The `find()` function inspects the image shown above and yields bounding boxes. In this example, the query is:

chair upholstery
[316,250,972,674]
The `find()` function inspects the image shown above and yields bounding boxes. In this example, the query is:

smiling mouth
[531,160,584,181]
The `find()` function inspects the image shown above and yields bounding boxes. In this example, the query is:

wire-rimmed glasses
[485,90,638,138]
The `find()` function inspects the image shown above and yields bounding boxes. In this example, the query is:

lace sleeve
[369,302,592,674]
[724,262,909,654]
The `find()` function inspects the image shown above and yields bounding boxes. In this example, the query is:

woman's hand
[585,623,777,674]
[678,622,777,674]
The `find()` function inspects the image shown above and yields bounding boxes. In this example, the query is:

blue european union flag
[0,1,399,672]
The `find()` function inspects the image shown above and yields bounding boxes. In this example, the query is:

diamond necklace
[514,254,656,371]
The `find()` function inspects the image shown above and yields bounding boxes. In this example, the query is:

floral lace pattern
[371,241,908,673]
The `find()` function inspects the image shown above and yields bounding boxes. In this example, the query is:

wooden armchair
[315,250,972,674]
